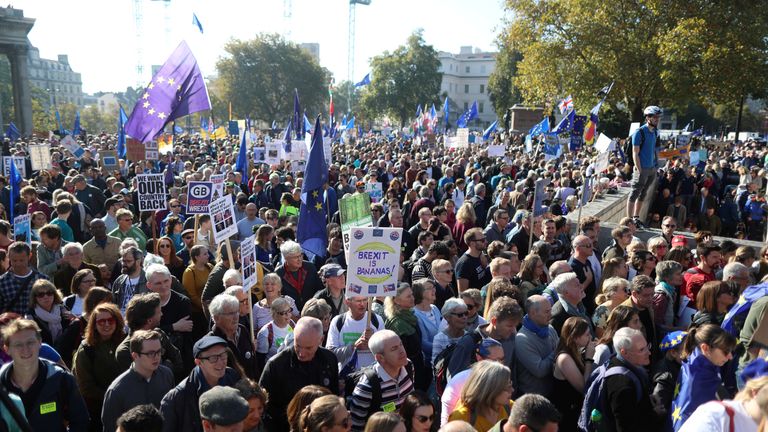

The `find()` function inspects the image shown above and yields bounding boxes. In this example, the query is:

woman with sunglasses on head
[591,276,631,339]
[430,259,458,310]
[432,298,468,367]
[630,250,657,280]
[73,303,125,432]
[155,236,185,281]
[26,279,73,346]
[400,390,435,432]
[671,324,737,431]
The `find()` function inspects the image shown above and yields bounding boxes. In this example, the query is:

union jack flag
[558,95,574,114]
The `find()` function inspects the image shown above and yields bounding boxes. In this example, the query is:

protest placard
[340,194,373,233]
[488,145,505,157]
[12,214,31,243]
[126,138,145,161]
[365,182,383,203]
[210,196,238,243]
[345,227,403,297]
[265,141,281,166]
[252,146,265,164]
[136,174,167,212]
[595,133,615,153]
[145,141,159,160]
[100,150,119,172]
[29,144,52,171]
[60,135,85,159]
[240,234,257,290]
[291,160,307,173]
[2,156,26,178]
[323,137,332,167]
[186,181,213,214]
[456,128,469,147]
[628,122,641,138]
[210,174,225,201]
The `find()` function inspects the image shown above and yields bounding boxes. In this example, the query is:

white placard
[594,150,611,173]
[240,234,258,291]
[3,156,26,178]
[145,141,159,160]
[323,137,332,167]
[365,182,383,203]
[100,150,119,172]
[456,128,469,147]
[12,214,31,244]
[488,145,505,157]
[210,196,238,243]
[346,227,403,298]
[595,133,615,153]
[210,174,225,201]
[291,160,307,173]
[29,144,52,171]
[628,122,641,138]
[265,141,281,166]
[446,137,458,148]
[136,174,167,212]
[60,135,84,159]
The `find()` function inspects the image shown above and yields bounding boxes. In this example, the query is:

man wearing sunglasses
[102,330,175,432]
[161,335,240,432]
[455,228,492,293]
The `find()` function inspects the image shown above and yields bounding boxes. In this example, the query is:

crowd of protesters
[0,104,766,432]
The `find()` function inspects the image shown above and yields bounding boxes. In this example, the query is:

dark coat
[603,356,657,432]
[259,346,339,432]
[160,366,241,432]
[275,261,323,311]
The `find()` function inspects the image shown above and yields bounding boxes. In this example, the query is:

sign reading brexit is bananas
[346,227,402,298]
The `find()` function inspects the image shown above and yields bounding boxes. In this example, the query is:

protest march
[2,4,768,432]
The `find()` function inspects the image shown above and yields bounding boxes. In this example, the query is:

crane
[348,0,371,113]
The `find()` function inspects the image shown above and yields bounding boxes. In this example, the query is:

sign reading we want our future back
[346,227,402,298]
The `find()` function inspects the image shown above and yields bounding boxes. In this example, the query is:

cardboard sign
[136,174,167,212]
[265,141,281,166]
[595,133,615,153]
[12,214,31,243]
[456,128,469,147]
[100,150,119,172]
[3,156,26,178]
[628,122,641,138]
[488,145,505,157]
[345,227,403,297]
[60,135,84,159]
[252,146,266,164]
[145,141,159,160]
[240,234,258,291]
[365,182,383,203]
[186,181,213,214]
[126,138,145,162]
[210,174,225,201]
[29,144,52,171]
[210,196,238,243]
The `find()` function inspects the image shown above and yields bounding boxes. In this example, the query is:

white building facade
[27,45,83,107]
[438,46,496,129]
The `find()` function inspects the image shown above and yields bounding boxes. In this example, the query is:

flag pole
[576,176,588,226]
[528,186,538,254]
[193,215,199,244]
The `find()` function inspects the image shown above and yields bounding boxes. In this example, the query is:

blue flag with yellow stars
[125,41,211,143]
[671,347,723,431]
[296,115,329,260]
[722,282,768,335]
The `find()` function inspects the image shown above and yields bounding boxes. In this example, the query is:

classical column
[9,45,33,136]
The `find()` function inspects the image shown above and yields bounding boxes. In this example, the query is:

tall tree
[215,34,330,123]
[360,30,442,127]
[488,31,523,119]
[501,0,768,121]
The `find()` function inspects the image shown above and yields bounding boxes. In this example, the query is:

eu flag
[671,348,723,431]
[72,111,81,137]
[5,122,20,142]
[722,282,768,335]
[570,115,586,151]
[550,109,575,135]
[235,119,249,175]
[457,101,478,128]
[9,158,22,223]
[354,73,371,87]
[192,13,204,34]
[483,120,497,140]
[346,116,355,130]
[528,117,550,137]
[125,41,211,143]
[55,109,64,136]
[117,105,128,159]
[443,97,450,128]
[297,115,329,260]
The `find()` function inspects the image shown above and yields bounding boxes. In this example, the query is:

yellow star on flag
[671,405,682,423]
[315,202,323,211]
[167,77,175,86]
[312,190,319,198]
[737,295,747,305]
[148,108,156,116]
[156,76,165,84]
[143,101,150,108]
[142,93,150,100]
[157,112,166,119]
[148,82,155,89]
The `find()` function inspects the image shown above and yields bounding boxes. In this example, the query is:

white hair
[613,327,643,353]
[550,272,579,295]
[223,286,245,297]
[209,293,239,317]
[368,329,400,356]
[441,298,467,318]
[280,240,303,258]
[723,262,750,281]
[145,263,171,282]
[62,242,83,255]
[294,316,323,338]
[223,269,243,286]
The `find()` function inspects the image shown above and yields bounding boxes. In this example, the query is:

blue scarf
[522,315,550,339]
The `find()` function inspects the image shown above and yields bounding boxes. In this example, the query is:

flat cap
[199,386,249,426]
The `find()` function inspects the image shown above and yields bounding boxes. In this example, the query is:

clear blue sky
[14,0,506,94]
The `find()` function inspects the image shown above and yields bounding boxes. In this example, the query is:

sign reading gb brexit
[186,181,213,214]
[346,227,403,298]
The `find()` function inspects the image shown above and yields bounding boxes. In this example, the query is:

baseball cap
[671,235,687,248]
[198,386,249,426]
[193,335,228,358]
[320,263,346,278]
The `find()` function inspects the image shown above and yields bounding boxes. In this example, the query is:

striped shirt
[349,361,414,431]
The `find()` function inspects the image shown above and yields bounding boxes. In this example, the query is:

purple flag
[125,41,211,143]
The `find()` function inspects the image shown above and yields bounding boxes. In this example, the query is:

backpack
[578,362,641,432]
[266,321,295,351]
[335,313,379,333]
[433,331,483,397]
[344,361,414,417]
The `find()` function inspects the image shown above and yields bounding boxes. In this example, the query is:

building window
[465,66,470,73]
[480,84,485,94]
[464,102,468,111]
[479,102,484,113]
[464,84,469,94]
[481,65,486,73]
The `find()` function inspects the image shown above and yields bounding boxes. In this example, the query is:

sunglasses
[277,310,292,316]
[183,236,193,240]
[159,244,171,249]
[465,303,476,310]
[415,414,435,423]
[35,291,55,298]
[451,312,468,318]
[96,317,116,326]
